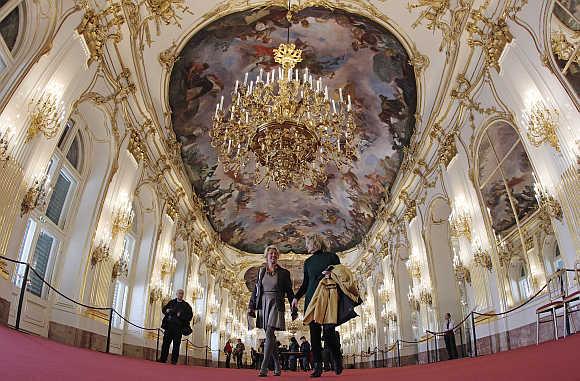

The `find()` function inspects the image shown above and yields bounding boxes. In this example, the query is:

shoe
[258,371,268,377]
[274,371,281,376]
[334,354,343,375]
[310,363,322,378]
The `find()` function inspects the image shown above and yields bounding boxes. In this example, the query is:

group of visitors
[223,338,246,368]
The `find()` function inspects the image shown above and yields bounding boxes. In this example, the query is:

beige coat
[303,264,360,325]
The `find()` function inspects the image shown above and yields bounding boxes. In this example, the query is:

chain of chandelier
[210,6,357,189]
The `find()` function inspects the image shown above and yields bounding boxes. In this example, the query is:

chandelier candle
[211,43,357,189]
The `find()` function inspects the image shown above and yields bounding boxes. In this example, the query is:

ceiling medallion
[211,12,357,189]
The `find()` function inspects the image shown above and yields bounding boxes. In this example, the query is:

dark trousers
[159,327,182,364]
[444,332,458,359]
[309,322,341,365]
[300,355,310,370]
[225,353,231,368]
[236,353,243,368]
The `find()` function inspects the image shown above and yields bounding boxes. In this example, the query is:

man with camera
[158,289,193,365]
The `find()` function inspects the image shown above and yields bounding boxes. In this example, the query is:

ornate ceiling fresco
[169,6,417,254]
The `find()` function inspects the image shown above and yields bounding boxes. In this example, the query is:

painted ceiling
[169,6,417,254]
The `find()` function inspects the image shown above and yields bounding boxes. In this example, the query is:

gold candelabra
[0,127,11,161]
[473,246,493,271]
[525,101,560,151]
[453,255,471,283]
[112,200,134,235]
[112,257,129,278]
[211,42,357,189]
[149,284,163,304]
[534,180,563,221]
[449,210,472,240]
[20,175,51,216]
[406,256,422,280]
[419,289,433,305]
[160,250,177,275]
[91,242,111,266]
[26,89,66,142]
[408,293,420,311]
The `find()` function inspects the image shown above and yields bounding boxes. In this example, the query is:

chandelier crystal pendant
[211,41,357,189]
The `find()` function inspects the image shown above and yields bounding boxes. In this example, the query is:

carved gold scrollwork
[467,11,513,72]
[77,4,125,66]
[439,133,457,168]
[128,130,145,162]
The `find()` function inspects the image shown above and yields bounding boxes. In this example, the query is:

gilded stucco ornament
[467,11,513,73]
[439,133,457,168]
[76,3,125,66]
[128,130,145,162]
[408,0,471,53]
[159,41,178,71]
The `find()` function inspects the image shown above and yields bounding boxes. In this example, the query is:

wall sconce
[0,127,12,161]
[524,101,560,152]
[453,254,471,283]
[149,283,163,304]
[20,175,51,216]
[408,285,421,311]
[449,209,472,240]
[419,287,433,305]
[533,177,563,221]
[112,199,134,235]
[91,231,111,266]
[26,85,66,142]
[160,249,177,275]
[406,255,423,279]
[472,238,493,271]
[112,257,129,279]
[191,284,203,300]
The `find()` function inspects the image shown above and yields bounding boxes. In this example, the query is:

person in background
[158,289,193,365]
[251,347,258,369]
[293,234,343,377]
[258,339,265,369]
[224,339,233,368]
[288,337,300,371]
[234,338,245,368]
[443,312,458,360]
[299,336,311,371]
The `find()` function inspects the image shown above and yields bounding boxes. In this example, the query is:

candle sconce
[21,175,51,216]
[112,200,134,235]
[534,180,563,221]
[26,87,66,142]
[525,101,560,152]
[0,127,11,161]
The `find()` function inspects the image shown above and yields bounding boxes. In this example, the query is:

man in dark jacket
[234,339,245,368]
[293,234,343,377]
[299,336,311,371]
[158,289,193,364]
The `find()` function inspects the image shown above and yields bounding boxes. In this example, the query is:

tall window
[112,231,135,328]
[477,122,538,241]
[15,120,84,298]
[0,1,23,76]
[549,1,579,97]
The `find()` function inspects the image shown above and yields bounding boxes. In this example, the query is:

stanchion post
[15,264,29,331]
[374,347,378,368]
[434,333,439,362]
[156,328,161,361]
[106,308,114,353]
[205,345,209,367]
[396,340,401,367]
[471,312,478,357]
[185,339,189,365]
[426,334,430,364]
[460,326,465,358]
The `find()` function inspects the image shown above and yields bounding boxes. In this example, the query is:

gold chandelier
[211,40,357,189]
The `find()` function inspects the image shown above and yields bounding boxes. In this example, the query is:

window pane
[46,171,72,226]
[485,122,519,162]
[500,142,538,224]
[14,218,36,287]
[57,120,74,150]
[66,134,81,170]
[481,170,516,233]
[28,231,55,297]
[477,134,500,187]
[0,5,20,52]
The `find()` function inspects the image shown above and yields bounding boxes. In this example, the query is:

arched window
[549,1,579,97]
[477,121,538,240]
[112,217,136,328]
[14,120,84,298]
[0,0,23,75]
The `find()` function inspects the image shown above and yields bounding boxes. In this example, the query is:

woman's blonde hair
[306,233,326,252]
[264,245,280,258]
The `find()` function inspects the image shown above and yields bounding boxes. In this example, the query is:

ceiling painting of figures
[169,6,417,254]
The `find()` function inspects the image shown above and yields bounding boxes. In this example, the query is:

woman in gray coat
[248,245,295,377]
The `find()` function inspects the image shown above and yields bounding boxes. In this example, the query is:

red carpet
[1,325,579,381]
